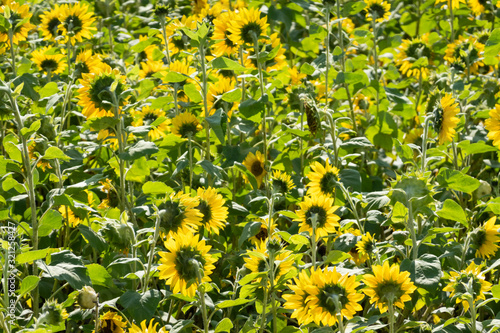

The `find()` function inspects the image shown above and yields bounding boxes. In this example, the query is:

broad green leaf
[19,276,40,297]
[239,221,262,248]
[485,28,500,58]
[39,209,63,237]
[339,169,362,192]
[457,140,497,156]
[300,62,315,75]
[216,298,254,309]
[323,250,350,264]
[40,250,91,289]
[164,71,189,82]
[211,57,246,71]
[401,254,442,291]
[44,146,71,161]
[215,318,234,333]
[184,83,202,103]
[87,117,119,131]
[39,82,59,98]
[86,264,113,287]
[78,225,108,253]
[336,71,366,85]
[119,140,159,161]
[16,248,60,265]
[343,1,367,16]
[126,156,150,182]
[436,199,467,226]
[198,160,223,179]
[384,87,412,104]
[119,290,161,324]
[142,181,171,194]
[436,168,480,194]
[222,88,242,103]
[205,108,225,144]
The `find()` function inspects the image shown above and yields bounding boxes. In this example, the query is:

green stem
[416,0,421,35]
[388,300,395,333]
[239,47,246,102]
[196,263,209,333]
[188,133,193,192]
[142,211,161,293]
[339,183,363,233]
[111,94,127,213]
[8,29,16,77]
[421,116,432,174]
[199,39,211,163]
[449,0,455,42]
[94,294,100,333]
[160,16,171,65]
[173,84,179,115]
[415,70,423,116]
[469,298,477,333]
[311,214,318,269]
[259,277,269,333]
[451,139,459,170]
[372,19,380,116]
[407,199,418,260]
[299,99,304,178]
[325,4,331,109]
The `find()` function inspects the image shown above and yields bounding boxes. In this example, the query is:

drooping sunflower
[95,311,127,333]
[39,4,64,42]
[436,0,466,9]
[138,60,168,80]
[306,159,340,197]
[131,106,170,141]
[0,1,35,45]
[468,0,487,16]
[242,151,267,189]
[196,187,228,235]
[471,216,500,259]
[295,194,341,240]
[283,269,315,325]
[77,63,128,119]
[362,261,417,313]
[443,262,492,312]
[31,46,67,75]
[207,75,238,117]
[243,240,295,284]
[363,0,391,22]
[129,319,168,333]
[444,36,484,74]
[38,299,69,326]
[158,192,203,239]
[356,232,375,264]
[211,11,239,57]
[171,112,203,138]
[58,2,96,45]
[271,170,296,195]
[227,7,269,46]
[74,50,103,78]
[306,267,364,326]
[485,104,500,148]
[395,34,433,79]
[158,230,217,298]
[430,93,460,145]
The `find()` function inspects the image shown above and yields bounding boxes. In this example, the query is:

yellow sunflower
[39,4,64,42]
[131,106,170,141]
[75,50,103,77]
[243,33,286,72]
[136,35,160,62]
[129,319,168,333]
[395,34,433,79]
[57,2,96,45]
[227,7,269,46]
[288,66,306,87]
[363,0,391,22]
[0,1,36,45]
[58,206,83,228]
[77,63,128,119]
[95,311,127,333]
[139,60,168,80]
[162,16,197,56]
[306,159,339,197]
[242,151,267,189]
[444,36,484,74]
[306,267,364,326]
[430,93,460,145]
[207,75,238,117]
[271,170,296,195]
[158,230,217,298]
[211,11,239,57]
[97,129,119,150]
[191,0,208,16]
[243,240,295,284]
[356,232,375,264]
[248,217,278,245]
[31,46,67,75]
[283,268,315,325]
[39,299,69,326]
[443,262,492,312]
[362,261,417,313]
[436,0,466,9]
[468,0,487,15]
[158,192,203,239]
[295,194,340,241]
[196,186,228,235]
[485,104,500,148]
[171,112,203,138]
[472,216,500,259]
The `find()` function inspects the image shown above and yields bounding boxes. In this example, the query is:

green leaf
[43,146,71,161]
[211,57,247,71]
[300,62,315,75]
[131,37,158,53]
[215,318,234,333]
[343,1,367,16]
[216,298,254,309]
[198,160,223,179]
[384,87,412,104]
[205,108,225,144]
[239,221,262,248]
[16,248,60,265]
[126,156,150,182]
[2,177,25,193]
[86,264,113,287]
[87,117,119,131]
[183,83,202,103]
[457,140,498,156]
[436,199,468,226]
[39,209,63,237]
[323,250,350,264]
[339,169,362,192]
[21,120,41,138]
[119,290,161,324]
[336,72,366,85]
[485,28,500,58]
[222,88,242,103]
[119,140,159,161]
[40,250,91,289]
[19,276,40,298]
[39,82,59,98]
[78,225,108,253]
[491,284,500,299]
[164,71,189,82]
[436,168,480,194]
[400,254,442,291]
[239,98,265,121]
[142,181,171,194]
[13,73,40,101]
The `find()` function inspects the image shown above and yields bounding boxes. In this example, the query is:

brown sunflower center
[472,228,487,249]
[407,42,431,60]
[40,59,59,72]
[306,205,327,227]
[88,76,125,111]
[454,42,480,64]
[101,319,121,333]
[178,121,199,138]
[273,179,289,193]
[197,200,212,224]
[368,4,386,20]
[174,246,206,282]
[320,172,337,195]
[224,32,236,47]
[251,160,264,177]
[432,107,444,134]
[240,22,263,44]
[47,17,62,37]
[63,14,83,35]
[143,112,158,126]
[318,284,349,314]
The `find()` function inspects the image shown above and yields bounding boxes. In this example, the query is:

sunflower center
[407,42,431,59]
[472,228,487,249]
[432,107,444,133]
[224,32,236,47]
[178,122,199,138]
[63,15,83,34]
[320,172,337,195]
[454,43,479,64]
[255,226,268,241]
[175,246,206,282]
[455,275,483,297]
[360,239,374,254]
[197,200,212,224]
[273,179,288,193]
[306,205,327,227]
[251,161,264,177]
[143,112,158,126]
[88,76,125,111]
[218,69,234,78]
[240,22,263,44]
[101,319,120,333]
[75,61,90,75]
[159,200,185,232]
[40,59,59,72]
[376,282,405,303]
[318,284,349,314]
[48,17,62,37]
[368,4,386,20]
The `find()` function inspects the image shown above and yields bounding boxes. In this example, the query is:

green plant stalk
[299,99,304,178]
[325,4,331,109]
[269,251,277,333]
[106,0,114,53]
[325,111,339,169]
[160,16,171,64]
[491,2,496,31]
[188,132,193,192]
[239,47,246,102]
[407,200,418,260]
[142,212,161,293]
[388,299,395,333]
[94,294,100,333]
[311,214,318,269]
[459,234,471,270]
[415,70,423,116]
[421,116,432,174]
[199,39,211,163]
[8,29,16,77]
[372,19,380,116]
[449,0,455,42]
[259,277,269,333]
[416,0,421,35]
[451,139,459,170]
[111,93,128,213]
[468,298,477,333]
[196,266,209,333]
[173,84,179,115]
[59,78,74,133]
[339,183,363,233]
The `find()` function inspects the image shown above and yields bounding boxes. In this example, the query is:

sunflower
[0,1,35,45]
[139,60,168,80]
[158,192,203,239]
[31,46,67,75]
[243,33,286,72]
[158,230,217,298]
[243,240,295,284]
[38,299,69,326]
[207,75,238,117]
[306,159,339,197]
[249,217,278,245]
[58,206,83,228]
[75,50,103,77]
[137,35,160,62]
[131,106,170,141]
[436,0,466,9]
[129,319,168,333]
[306,267,364,326]
[443,262,492,312]
[227,7,269,46]
[242,151,267,189]
[485,104,500,148]
[471,216,500,259]
[271,170,296,195]
[363,0,391,22]
[95,311,127,333]
[97,129,119,150]
[430,93,460,145]
[395,34,433,79]
[295,194,340,240]
[362,261,417,313]
[283,269,315,325]
[356,232,375,264]
[444,36,484,74]
[196,186,228,235]
[77,64,127,119]
[211,11,239,57]
[58,2,96,45]
[468,0,487,15]
[191,0,208,15]
[288,66,306,87]
[171,112,203,138]
[162,16,197,56]
[39,4,64,42]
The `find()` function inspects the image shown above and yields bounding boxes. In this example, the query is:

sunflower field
[4,0,500,332]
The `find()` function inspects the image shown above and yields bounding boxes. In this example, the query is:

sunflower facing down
[131,106,170,141]
[443,262,492,312]
[395,34,433,79]
[0,1,36,45]
[485,104,500,149]
[158,231,217,298]
[283,269,315,325]
[227,7,269,46]
[363,0,391,23]
[355,232,375,264]
[129,319,168,333]
[306,159,340,198]
[242,151,267,189]
[158,192,203,239]
[171,112,203,138]
[95,311,127,333]
[196,187,228,235]
[57,2,96,45]
[31,46,67,75]
[472,216,500,259]
[435,0,466,9]
[430,93,460,145]
[295,194,341,241]
[362,261,417,313]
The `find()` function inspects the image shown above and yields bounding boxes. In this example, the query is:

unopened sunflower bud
[475,180,492,200]
[78,286,98,309]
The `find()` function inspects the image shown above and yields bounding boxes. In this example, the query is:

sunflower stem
[199,37,211,165]
[468,297,477,333]
[415,70,423,117]
[451,138,459,170]
[325,111,340,169]
[8,29,16,77]
[259,276,269,333]
[142,209,161,293]
[310,214,318,268]
[111,92,127,214]
[188,132,193,192]
[196,266,210,333]
[160,16,171,65]
[371,19,380,118]
[338,182,363,234]
[324,4,331,109]
[388,299,395,333]
[173,84,179,115]
[407,198,418,261]
[299,98,305,178]
[239,47,246,102]
[421,116,432,174]
[416,0,421,36]
[448,0,455,43]
[94,294,100,333]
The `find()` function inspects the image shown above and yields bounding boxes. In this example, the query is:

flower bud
[77,286,98,309]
